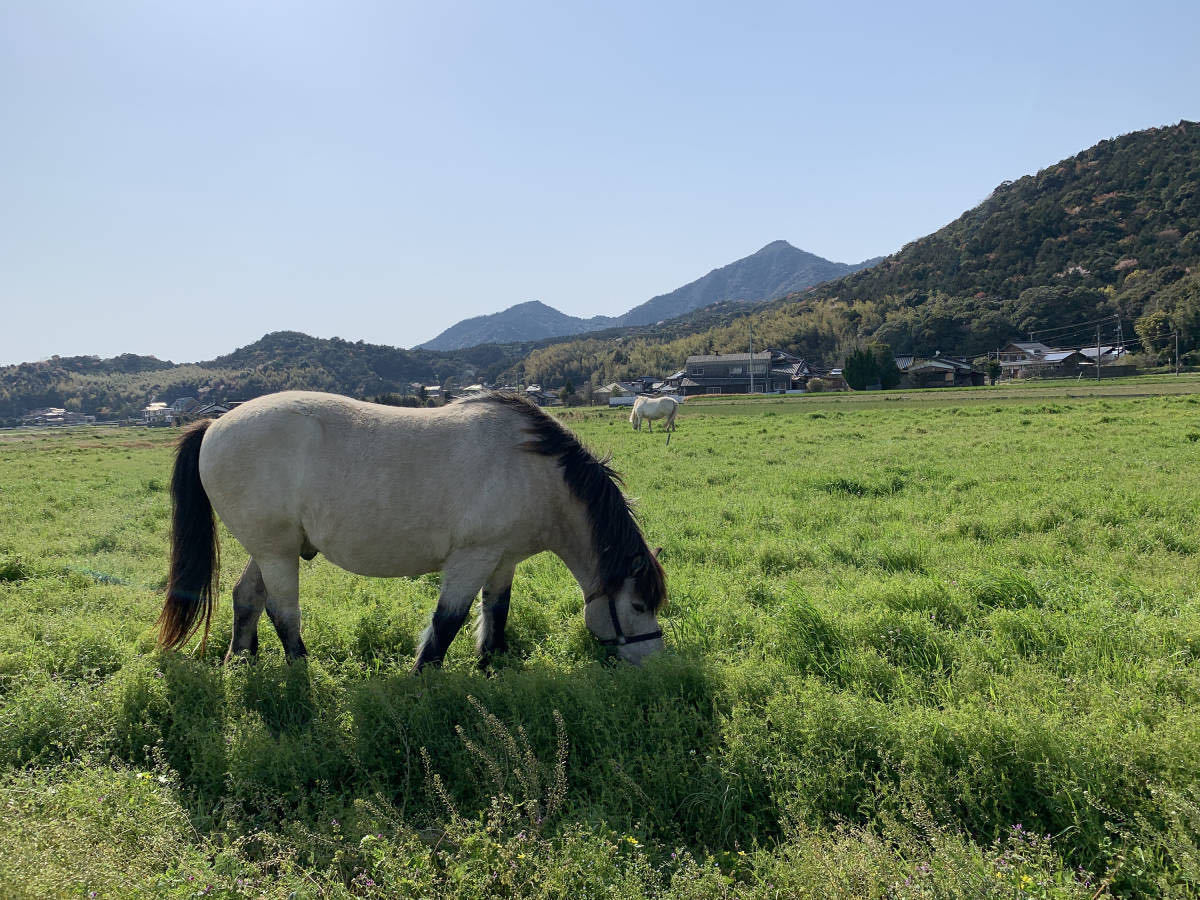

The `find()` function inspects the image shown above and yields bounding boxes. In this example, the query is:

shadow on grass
[141,652,741,849]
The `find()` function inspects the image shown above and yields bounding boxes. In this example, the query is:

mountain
[418,242,880,351]
[419,301,616,351]
[514,121,1200,387]
[0,332,532,423]
[615,241,881,327]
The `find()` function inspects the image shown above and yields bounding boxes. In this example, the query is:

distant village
[16,339,1136,427]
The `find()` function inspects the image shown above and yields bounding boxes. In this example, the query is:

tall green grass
[1,389,1199,896]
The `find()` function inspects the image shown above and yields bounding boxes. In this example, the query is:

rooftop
[1007,341,1053,355]
[686,351,772,363]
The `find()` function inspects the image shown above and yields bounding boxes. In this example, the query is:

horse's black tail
[158,420,219,653]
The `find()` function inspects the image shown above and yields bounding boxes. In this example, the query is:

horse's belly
[317,538,445,579]
[307,516,451,578]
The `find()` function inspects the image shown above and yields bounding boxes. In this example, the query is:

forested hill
[0,332,532,423]
[515,120,1200,387]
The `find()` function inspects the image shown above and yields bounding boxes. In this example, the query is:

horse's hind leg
[476,564,516,668]
[414,552,496,673]
[257,556,307,661]
[226,558,268,663]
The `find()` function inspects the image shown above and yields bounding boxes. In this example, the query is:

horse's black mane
[462,391,666,610]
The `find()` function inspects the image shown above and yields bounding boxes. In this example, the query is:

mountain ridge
[417,241,880,351]
[614,240,881,328]
[418,301,616,351]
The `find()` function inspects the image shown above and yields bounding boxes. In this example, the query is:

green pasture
[1,383,1199,897]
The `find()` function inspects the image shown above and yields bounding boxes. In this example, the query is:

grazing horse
[629,395,679,433]
[158,391,666,669]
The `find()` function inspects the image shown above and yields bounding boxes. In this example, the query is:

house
[20,407,96,426]
[896,354,985,388]
[143,402,172,425]
[1078,346,1130,366]
[630,376,658,393]
[680,350,798,396]
[658,370,687,393]
[524,384,561,406]
[593,382,628,405]
[993,340,1104,379]
[1077,346,1137,378]
[997,342,1052,364]
[1003,349,1088,379]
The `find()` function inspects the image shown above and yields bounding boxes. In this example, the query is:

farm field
[1,384,1199,897]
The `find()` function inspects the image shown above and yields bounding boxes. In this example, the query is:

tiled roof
[1009,341,1052,354]
[685,351,772,363]
[908,356,977,372]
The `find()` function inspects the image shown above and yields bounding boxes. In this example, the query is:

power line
[1026,314,1120,340]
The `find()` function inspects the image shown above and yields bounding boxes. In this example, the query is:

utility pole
[1176,329,1181,375]
[748,321,754,394]
[1096,324,1102,382]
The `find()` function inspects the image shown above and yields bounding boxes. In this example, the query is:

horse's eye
[631,602,647,614]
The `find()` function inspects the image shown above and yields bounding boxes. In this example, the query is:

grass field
[1,383,1199,897]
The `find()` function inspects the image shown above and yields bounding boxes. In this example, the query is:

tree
[868,342,901,389]
[1170,277,1200,353]
[987,359,1002,385]
[1012,285,1107,335]
[843,347,880,391]
[1135,310,1172,360]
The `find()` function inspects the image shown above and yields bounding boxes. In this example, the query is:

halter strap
[584,590,663,647]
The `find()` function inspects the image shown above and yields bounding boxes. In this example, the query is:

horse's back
[197,392,551,575]
[637,395,677,416]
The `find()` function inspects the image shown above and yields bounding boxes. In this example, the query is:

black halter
[585,590,663,647]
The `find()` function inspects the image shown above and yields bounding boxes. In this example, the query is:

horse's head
[584,547,665,664]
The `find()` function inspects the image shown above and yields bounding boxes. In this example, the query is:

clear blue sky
[2,0,1198,365]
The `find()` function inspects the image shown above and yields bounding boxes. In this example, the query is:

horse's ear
[652,547,662,559]
[631,553,647,574]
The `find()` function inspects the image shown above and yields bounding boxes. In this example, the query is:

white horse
[158,391,666,669]
[629,395,679,433]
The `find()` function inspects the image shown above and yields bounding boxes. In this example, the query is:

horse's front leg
[414,554,496,673]
[476,565,516,669]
